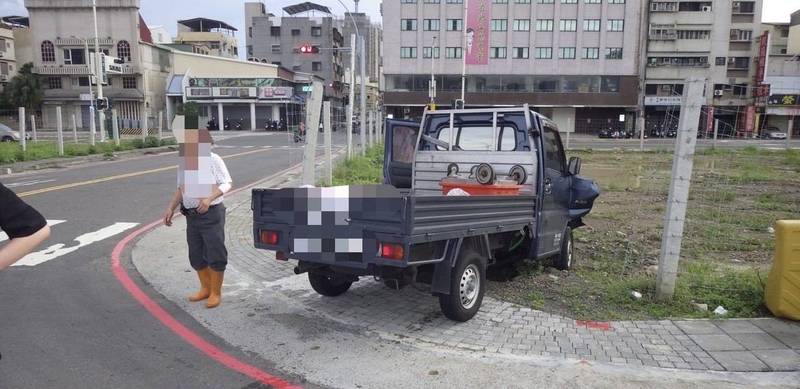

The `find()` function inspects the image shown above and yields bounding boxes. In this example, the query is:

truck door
[537,123,571,258]
[383,119,420,189]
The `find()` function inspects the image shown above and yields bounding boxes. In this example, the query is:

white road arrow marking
[0,219,65,243]
[12,222,139,267]
[5,179,57,188]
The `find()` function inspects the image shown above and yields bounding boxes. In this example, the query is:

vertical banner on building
[745,105,756,134]
[705,106,714,134]
[465,0,489,65]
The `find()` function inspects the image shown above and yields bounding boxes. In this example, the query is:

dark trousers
[183,204,228,272]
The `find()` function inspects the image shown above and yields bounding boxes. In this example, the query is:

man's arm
[163,187,183,226]
[197,155,233,214]
[0,225,50,271]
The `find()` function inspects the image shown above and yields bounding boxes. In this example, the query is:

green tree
[3,63,43,111]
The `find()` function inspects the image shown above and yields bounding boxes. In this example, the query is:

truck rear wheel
[438,250,486,322]
[308,272,352,296]
[554,227,574,271]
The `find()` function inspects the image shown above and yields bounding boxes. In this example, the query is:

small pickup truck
[252,106,599,321]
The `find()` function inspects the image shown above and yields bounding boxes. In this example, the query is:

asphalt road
[0,131,348,389]
[564,135,800,150]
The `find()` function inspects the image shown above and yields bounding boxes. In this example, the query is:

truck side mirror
[568,157,581,176]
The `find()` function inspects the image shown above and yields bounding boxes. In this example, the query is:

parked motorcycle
[224,118,231,131]
[207,118,218,131]
[234,118,243,131]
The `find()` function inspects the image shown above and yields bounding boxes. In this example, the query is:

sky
[0,0,796,57]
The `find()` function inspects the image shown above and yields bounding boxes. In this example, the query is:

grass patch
[0,136,174,165]
[328,144,384,186]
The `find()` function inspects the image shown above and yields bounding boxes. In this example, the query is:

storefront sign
[644,96,682,106]
[258,86,294,99]
[705,106,714,133]
[218,87,255,98]
[768,94,800,106]
[465,0,489,65]
[745,105,755,133]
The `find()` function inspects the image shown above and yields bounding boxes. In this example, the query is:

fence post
[56,106,64,156]
[30,114,37,143]
[655,78,705,301]
[787,116,794,150]
[142,113,148,142]
[323,101,333,186]
[19,107,26,152]
[89,106,97,146]
[112,109,120,146]
[71,114,78,143]
[158,111,163,140]
[712,119,719,149]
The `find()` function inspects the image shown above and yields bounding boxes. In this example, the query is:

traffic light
[299,44,320,54]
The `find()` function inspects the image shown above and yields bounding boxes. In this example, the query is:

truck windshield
[433,125,517,151]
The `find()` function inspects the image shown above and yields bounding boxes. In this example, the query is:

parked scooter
[224,118,231,131]
[207,118,218,131]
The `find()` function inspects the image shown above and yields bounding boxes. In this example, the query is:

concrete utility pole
[30,114,37,143]
[323,101,333,185]
[367,110,373,146]
[359,35,367,154]
[142,113,148,141]
[18,107,26,152]
[92,0,106,141]
[301,80,324,186]
[712,119,719,149]
[56,107,64,156]
[158,111,163,140]
[460,0,468,102]
[347,33,356,159]
[656,78,705,301]
[72,114,78,143]
[636,0,650,152]
[112,109,120,146]
[787,116,794,150]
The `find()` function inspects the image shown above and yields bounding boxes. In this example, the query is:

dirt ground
[488,147,800,321]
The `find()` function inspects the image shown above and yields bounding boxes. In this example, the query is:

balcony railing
[34,63,139,75]
[56,37,114,46]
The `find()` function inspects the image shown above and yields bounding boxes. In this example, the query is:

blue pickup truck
[252,106,599,321]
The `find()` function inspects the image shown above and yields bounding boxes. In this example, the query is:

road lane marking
[13,222,139,267]
[5,179,57,188]
[17,148,271,198]
[0,219,65,242]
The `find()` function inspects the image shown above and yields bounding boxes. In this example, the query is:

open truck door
[383,119,420,189]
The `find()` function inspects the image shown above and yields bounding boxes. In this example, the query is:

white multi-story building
[644,0,764,136]
[761,9,800,137]
[0,23,18,90]
[382,0,645,133]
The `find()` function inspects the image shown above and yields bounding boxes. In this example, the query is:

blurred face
[179,129,214,198]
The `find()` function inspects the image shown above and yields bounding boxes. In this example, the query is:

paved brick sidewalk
[225,192,800,373]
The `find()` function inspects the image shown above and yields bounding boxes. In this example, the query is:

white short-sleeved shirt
[179,152,232,208]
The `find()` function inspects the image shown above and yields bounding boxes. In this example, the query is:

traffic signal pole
[92,0,106,141]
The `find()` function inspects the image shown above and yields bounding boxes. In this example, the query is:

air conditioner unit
[714,90,724,96]
[701,6,712,12]
[0,52,4,58]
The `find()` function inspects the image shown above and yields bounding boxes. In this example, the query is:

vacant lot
[332,146,800,320]
[490,147,800,320]
[0,137,176,165]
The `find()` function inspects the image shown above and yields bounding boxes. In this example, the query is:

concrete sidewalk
[132,171,799,388]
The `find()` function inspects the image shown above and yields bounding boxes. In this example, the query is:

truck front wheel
[439,250,486,322]
[308,271,352,296]
[554,227,574,271]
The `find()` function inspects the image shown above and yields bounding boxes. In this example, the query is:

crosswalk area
[1,219,139,267]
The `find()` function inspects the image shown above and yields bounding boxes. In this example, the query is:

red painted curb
[110,162,309,389]
[575,320,612,331]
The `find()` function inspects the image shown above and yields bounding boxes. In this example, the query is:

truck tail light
[380,242,404,260]
[260,230,280,245]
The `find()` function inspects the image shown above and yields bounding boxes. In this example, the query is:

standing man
[0,183,51,271]
[163,129,232,309]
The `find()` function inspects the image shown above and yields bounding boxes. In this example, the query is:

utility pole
[656,78,705,301]
[636,0,650,152]
[301,80,324,186]
[92,0,106,141]
[323,101,333,185]
[460,0,468,102]
[347,33,356,159]
[430,36,437,106]
[359,35,367,154]
[84,38,96,145]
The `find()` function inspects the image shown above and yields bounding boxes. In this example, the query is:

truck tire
[308,272,352,296]
[438,250,486,322]
[554,227,574,271]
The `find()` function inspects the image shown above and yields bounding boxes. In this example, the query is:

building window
[401,19,417,31]
[401,0,416,3]
[535,47,552,59]
[513,47,529,59]
[400,47,417,58]
[41,40,55,62]
[561,0,577,3]
[608,0,624,3]
[491,19,507,31]
[47,76,61,89]
[607,20,624,31]
[647,56,708,67]
[727,57,749,69]
[311,27,322,36]
[538,0,554,3]
[732,1,755,14]
[445,47,462,58]
[582,47,599,59]
[651,1,678,11]
[585,0,600,3]
[123,76,137,89]
[515,0,531,3]
[423,19,440,31]
[514,19,531,31]
[714,57,726,66]
[423,46,440,58]
[63,48,86,65]
[270,26,281,36]
[117,40,131,62]
[446,0,463,3]
[583,19,600,31]
[605,47,623,59]
[559,47,576,59]
[312,62,322,71]
[535,19,553,31]
[677,30,710,39]
[271,44,281,53]
[729,29,752,41]
[493,0,508,3]
[559,19,577,31]
[73,76,90,87]
[424,0,441,3]
[291,29,301,36]
[490,47,507,59]
[446,19,463,31]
